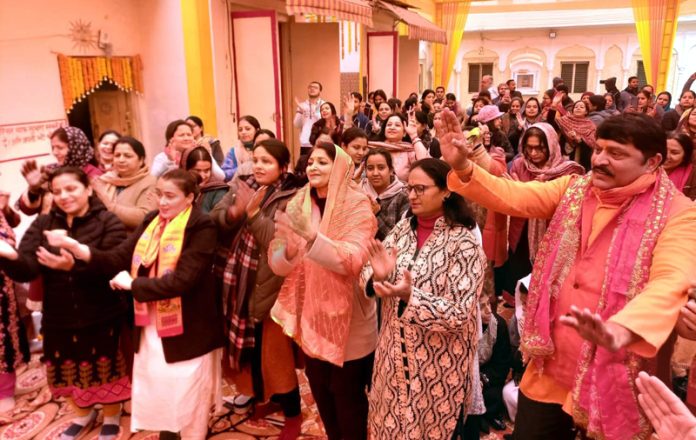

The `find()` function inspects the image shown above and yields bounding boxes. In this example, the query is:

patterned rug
[0,356,513,439]
[0,356,326,440]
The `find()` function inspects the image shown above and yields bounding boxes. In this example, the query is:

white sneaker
[227,394,254,415]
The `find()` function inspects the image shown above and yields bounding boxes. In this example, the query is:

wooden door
[231,10,282,138]
[88,91,132,137]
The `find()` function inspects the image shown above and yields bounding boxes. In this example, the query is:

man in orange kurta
[437,109,696,440]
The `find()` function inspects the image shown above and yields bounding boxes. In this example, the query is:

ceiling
[401,0,696,31]
[405,0,695,16]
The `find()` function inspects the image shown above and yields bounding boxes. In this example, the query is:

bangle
[411,137,421,145]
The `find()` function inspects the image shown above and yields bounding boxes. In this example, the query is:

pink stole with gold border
[522,170,675,440]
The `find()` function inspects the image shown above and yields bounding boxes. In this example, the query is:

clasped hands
[0,229,75,271]
[273,210,317,260]
[635,371,696,440]
[367,238,411,302]
[43,229,132,289]
[226,182,274,224]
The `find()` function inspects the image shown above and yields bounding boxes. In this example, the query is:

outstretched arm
[682,72,696,94]
[437,108,570,219]
[447,162,571,219]
[675,287,696,340]
[559,305,640,352]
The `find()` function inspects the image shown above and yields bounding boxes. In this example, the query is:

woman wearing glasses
[497,123,584,296]
[362,158,486,440]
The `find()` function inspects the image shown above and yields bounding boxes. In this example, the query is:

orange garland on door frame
[57,54,144,113]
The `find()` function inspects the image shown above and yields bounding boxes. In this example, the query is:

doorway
[67,83,139,143]
[230,10,283,139]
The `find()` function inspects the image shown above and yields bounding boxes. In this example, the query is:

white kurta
[130,321,219,437]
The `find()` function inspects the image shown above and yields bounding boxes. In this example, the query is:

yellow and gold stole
[131,206,192,337]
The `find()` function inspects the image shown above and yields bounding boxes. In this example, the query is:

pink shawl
[509,123,585,258]
[368,141,416,182]
[271,146,377,366]
[556,113,598,149]
[668,163,694,192]
[523,169,675,440]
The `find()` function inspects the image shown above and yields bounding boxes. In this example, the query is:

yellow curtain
[631,0,680,91]
[433,1,470,88]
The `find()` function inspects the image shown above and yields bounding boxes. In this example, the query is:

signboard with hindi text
[0,119,66,238]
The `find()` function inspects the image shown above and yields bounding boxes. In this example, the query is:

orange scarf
[131,206,192,337]
[271,146,376,366]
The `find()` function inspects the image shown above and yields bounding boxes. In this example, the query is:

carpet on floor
[0,356,513,439]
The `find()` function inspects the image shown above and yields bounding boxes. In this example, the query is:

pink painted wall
[398,37,420,100]
[0,0,190,163]
[209,0,237,154]
[231,13,282,138]
[0,0,190,236]
[368,33,397,97]
[135,0,189,158]
[0,0,144,126]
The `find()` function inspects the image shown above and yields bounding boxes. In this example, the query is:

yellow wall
[181,0,218,135]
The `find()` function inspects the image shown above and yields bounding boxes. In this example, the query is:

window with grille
[468,63,494,93]
[637,61,647,87]
[560,62,589,93]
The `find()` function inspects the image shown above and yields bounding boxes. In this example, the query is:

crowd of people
[0,71,695,440]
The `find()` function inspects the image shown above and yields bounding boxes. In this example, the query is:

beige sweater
[93,168,158,231]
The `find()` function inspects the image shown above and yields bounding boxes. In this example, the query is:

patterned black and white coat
[361,215,486,440]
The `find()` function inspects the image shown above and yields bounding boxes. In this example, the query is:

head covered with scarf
[513,122,585,182]
[676,107,696,139]
[271,145,377,366]
[555,106,599,150]
[49,126,95,170]
[509,123,585,259]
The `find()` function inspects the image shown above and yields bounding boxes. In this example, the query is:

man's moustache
[592,166,614,177]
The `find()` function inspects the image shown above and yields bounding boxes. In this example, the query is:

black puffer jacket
[88,208,224,363]
[0,197,128,329]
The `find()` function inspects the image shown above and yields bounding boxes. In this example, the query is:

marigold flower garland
[57,53,144,113]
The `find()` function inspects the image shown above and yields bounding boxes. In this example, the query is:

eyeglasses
[524,146,546,154]
[406,184,436,196]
